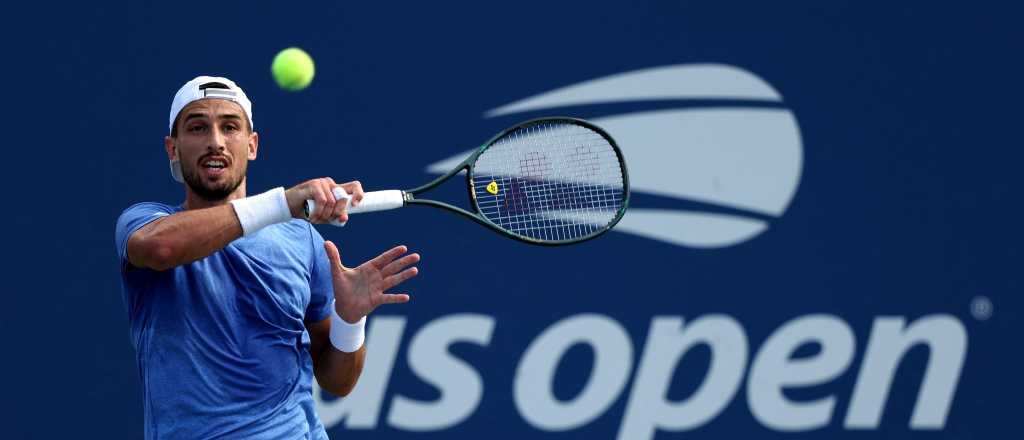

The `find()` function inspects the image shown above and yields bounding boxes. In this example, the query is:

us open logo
[428,64,803,248]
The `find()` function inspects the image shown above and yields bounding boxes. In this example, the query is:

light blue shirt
[115,202,334,439]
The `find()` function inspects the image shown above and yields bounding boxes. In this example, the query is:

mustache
[197,153,232,166]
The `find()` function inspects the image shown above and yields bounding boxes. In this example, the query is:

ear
[164,136,177,161]
[247,132,259,160]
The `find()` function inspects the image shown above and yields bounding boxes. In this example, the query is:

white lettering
[387,314,495,431]
[312,313,969,434]
[844,315,967,429]
[618,315,748,440]
[747,314,855,431]
[515,314,633,431]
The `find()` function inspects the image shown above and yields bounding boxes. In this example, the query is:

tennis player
[115,76,419,439]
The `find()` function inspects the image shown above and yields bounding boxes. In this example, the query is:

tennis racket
[306,117,629,245]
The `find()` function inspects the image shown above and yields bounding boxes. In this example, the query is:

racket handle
[348,190,405,214]
[305,189,405,226]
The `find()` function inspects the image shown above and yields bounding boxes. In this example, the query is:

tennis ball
[271,47,315,91]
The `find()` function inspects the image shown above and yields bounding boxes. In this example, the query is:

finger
[323,176,339,218]
[381,253,420,276]
[309,185,323,222]
[342,181,364,207]
[325,241,351,270]
[334,195,350,224]
[312,183,333,223]
[323,178,352,222]
[378,293,410,305]
[369,245,409,269]
[324,240,342,268]
[321,179,340,222]
[383,266,419,290]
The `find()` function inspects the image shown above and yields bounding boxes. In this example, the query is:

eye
[188,124,207,133]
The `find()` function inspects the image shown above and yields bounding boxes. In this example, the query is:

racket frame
[400,117,630,246]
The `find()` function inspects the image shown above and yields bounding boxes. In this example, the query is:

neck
[183,178,247,210]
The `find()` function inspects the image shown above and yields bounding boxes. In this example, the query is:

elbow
[312,336,366,397]
[335,378,358,397]
[318,374,359,397]
[131,236,180,271]
[148,243,178,271]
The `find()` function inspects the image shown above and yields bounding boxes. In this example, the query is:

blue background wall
[3,1,1020,438]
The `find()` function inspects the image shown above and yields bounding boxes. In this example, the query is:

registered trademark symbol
[970,296,993,321]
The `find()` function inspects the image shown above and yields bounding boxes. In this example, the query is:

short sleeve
[115,202,175,270]
[306,225,335,323]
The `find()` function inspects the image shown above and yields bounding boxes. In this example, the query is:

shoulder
[118,201,180,220]
[115,202,180,232]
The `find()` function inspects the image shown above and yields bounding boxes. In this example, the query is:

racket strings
[472,121,626,242]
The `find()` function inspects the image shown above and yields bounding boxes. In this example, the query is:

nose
[207,125,227,152]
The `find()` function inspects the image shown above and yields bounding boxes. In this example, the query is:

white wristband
[229,187,292,236]
[329,304,366,353]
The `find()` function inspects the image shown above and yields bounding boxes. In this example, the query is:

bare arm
[307,240,419,395]
[126,179,366,271]
[307,316,366,396]
[126,204,241,271]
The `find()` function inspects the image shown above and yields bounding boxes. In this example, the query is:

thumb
[324,240,347,270]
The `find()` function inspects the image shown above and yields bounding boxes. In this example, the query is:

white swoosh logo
[427,64,803,249]
[485,64,782,117]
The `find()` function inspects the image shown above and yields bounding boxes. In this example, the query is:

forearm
[313,344,366,396]
[128,204,242,270]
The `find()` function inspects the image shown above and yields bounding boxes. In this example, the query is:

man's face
[165,99,257,201]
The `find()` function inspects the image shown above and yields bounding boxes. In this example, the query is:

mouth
[198,156,230,178]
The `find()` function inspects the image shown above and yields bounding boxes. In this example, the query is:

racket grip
[348,190,405,214]
[305,189,405,227]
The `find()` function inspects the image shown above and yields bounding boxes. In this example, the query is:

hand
[324,241,419,323]
[285,178,365,224]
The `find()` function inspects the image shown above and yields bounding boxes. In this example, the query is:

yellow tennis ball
[271,47,315,91]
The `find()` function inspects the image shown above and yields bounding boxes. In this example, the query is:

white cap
[167,76,254,182]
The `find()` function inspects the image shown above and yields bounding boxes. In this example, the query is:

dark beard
[182,163,245,201]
